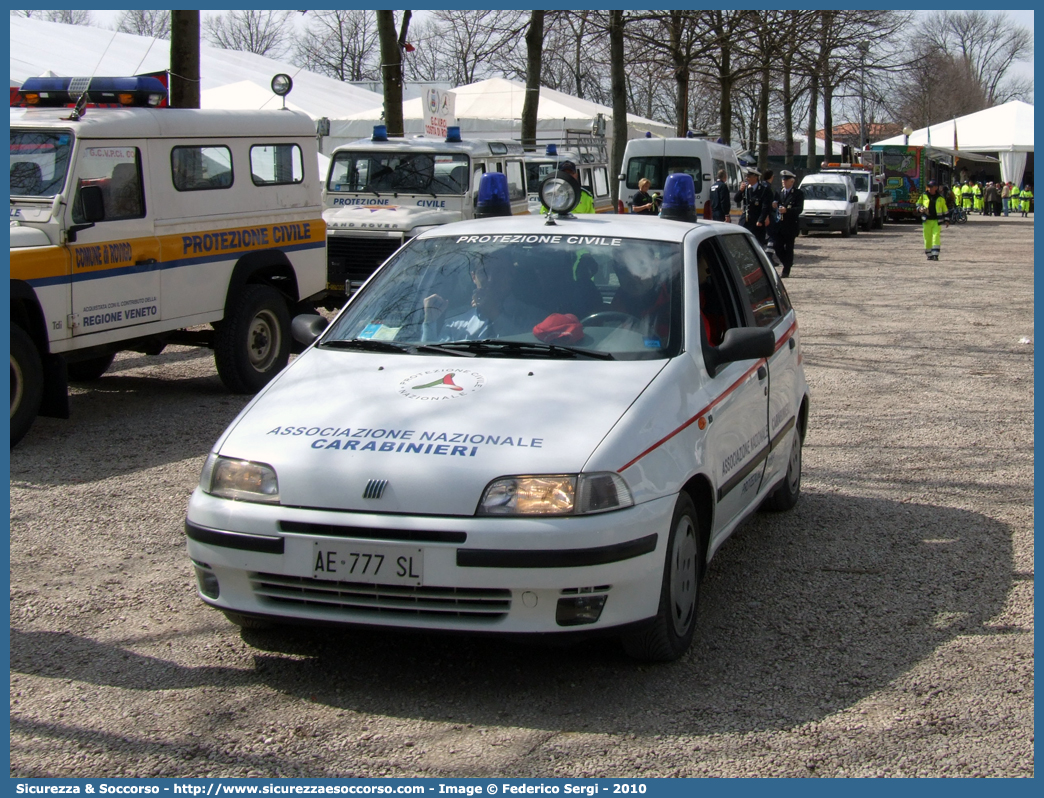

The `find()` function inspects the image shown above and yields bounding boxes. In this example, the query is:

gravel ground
[10,214,1034,778]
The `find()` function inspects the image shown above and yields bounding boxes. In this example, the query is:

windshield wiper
[320,338,411,353]
[432,339,615,360]
[319,338,475,357]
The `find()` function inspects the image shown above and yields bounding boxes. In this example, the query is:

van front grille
[250,572,511,622]
[326,235,403,291]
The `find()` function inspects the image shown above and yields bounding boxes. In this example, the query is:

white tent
[328,77,675,160]
[9,16,382,120]
[874,101,1034,186]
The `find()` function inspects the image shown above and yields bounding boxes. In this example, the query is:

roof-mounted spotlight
[538,170,583,222]
[271,73,293,109]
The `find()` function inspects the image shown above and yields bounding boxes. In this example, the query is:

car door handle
[757,365,767,380]
[789,338,796,350]
[135,257,157,265]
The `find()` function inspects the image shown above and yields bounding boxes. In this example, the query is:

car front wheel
[621,492,704,662]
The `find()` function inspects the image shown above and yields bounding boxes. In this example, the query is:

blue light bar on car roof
[19,76,167,108]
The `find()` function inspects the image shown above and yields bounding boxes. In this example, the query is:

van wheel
[841,222,851,238]
[873,213,884,229]
[66,353,115,382]
[10,325,43,448]
[621,493,704,662]
[215,284,291,394]
[800,229,809,237]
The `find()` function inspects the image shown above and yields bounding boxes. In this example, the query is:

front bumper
[800,215,849,232]
[185,490,675,635]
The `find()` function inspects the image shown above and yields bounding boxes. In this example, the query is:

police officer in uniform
[775,170,804,277]
[709,169,731,222]
[734,167,769,245]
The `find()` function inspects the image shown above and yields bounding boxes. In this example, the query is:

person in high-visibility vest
[973,180,983,213]
[1020,185,1033,217]
[1010,183,1022,216]
[961,180,975,211]
[918,180,948,261]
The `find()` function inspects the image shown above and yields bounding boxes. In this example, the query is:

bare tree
[915,11,1033,106]
[170,11,200,109]
[609,10,628,207]
[520,11,545,149]
[42,10,92,26]
[629,11,713,135]
[11,11,41,18]
[294,10,379,82]
[377,10,412,138]
[116,10,171,39]
[203,11,295,59]
[422,10,526,86]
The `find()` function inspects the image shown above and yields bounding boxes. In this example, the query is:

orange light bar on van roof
[823,162,871,170]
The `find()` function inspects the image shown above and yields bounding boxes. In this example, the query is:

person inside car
[422,252,543,342]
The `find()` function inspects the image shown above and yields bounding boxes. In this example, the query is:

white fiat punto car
[186,174,810,661]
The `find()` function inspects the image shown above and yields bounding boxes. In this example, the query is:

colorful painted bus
[870,144,954,222]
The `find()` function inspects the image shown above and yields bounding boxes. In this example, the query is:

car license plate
[311,541,424,586]
[810,218,826,225]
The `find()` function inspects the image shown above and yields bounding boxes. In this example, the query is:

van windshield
[324,234,683,360]
[10,129,73,198]
[850,174,869,192]
[625,156,702,193]
[328,151,469,195]
[802,183,848,201]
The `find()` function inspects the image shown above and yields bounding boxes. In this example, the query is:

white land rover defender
[321,126,528,302]
[9,76,327,446]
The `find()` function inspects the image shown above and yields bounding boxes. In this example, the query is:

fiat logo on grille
[363,479,388,500]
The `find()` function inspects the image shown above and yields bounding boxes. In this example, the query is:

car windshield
[10,129,73,198]
[327,151,469,195]
[803,183,847,201]
[323,233,683,360]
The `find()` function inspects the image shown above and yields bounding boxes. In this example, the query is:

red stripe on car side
[616,319,797,473]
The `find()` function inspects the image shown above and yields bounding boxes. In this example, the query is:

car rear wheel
[621,493,704,662]
[763,427,803,511]
[215,284,292,394]
[841,222,851,237]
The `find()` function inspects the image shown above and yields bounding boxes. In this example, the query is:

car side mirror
[67,184,105,242]
[850,195,858,203]
[292,314,329,346]
[704,327,776,376]
[617,174,625,182]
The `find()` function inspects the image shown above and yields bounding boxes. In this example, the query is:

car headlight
[478,472,633,516]
[832,209,847,216]
[199,453,280,504]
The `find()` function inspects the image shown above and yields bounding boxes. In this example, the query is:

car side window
[696,241,743,348]
[718,234,782,328]
[71,145,145,223]
[171,145,233,191]
[250,144,304,186]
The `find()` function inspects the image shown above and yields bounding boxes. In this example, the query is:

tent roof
[339,77,672,134]
[873,101,1034,152]
[9,16,382,119]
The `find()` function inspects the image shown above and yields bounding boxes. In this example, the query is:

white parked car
[798,172,859,237]
[185,176,811,661]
